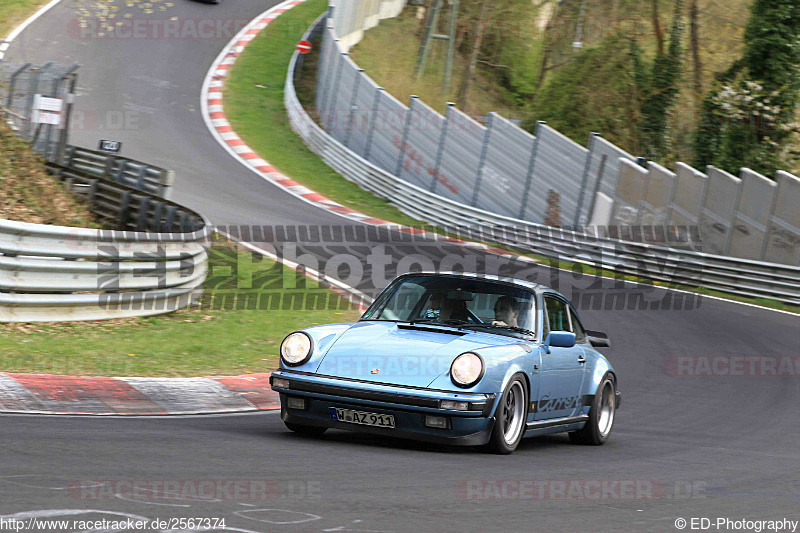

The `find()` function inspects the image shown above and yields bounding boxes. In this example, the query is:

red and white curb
[0,372,279,415]
[199,0,537,263]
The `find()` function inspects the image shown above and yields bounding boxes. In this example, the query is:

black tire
[284,422,328,437]
[569,373,616,445]
[486,375,528,454]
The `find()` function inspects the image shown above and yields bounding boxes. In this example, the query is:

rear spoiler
[585,330,610,348]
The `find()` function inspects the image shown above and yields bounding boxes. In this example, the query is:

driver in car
[492,295,520,327]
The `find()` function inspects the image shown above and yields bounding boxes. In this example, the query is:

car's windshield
[361,276,536,338]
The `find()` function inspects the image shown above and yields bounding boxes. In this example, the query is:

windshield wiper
[407,318,440,325]
[407,318,468,327]
[458,324,536,337]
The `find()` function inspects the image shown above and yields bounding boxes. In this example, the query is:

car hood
[314,321,515,388]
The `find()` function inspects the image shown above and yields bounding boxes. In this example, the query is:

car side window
[568,305,587,344]
[544,297,571,332]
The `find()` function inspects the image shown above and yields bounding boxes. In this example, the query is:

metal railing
[285,18,800,306]
[64,145,175,198]
[0,162,209,322]
[0,218,209,322]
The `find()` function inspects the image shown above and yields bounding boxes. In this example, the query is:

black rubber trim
[525,414,589,430]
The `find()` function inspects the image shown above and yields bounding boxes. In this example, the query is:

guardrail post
[118,191,131,229]
[343,68,364,148]
[56,70,78,165]
[179,212,189,233]
[137,197,152,231]
[574,132,600,227]
[586,150,607,228]
[323,50,346,131]
[518,121,545,220]
[394,95,417,176]
[65,145,77,167]
[470,113,494,207]
[152,202,164,233]
[88,179,98,207]
[430,102,454,193]
[317,33,338,122]
[136,165,147,191]
[114,161,127,184]
[164,206,177,232]
[363,87,384,161]
[162,170,175,200]
[103,155,115,179]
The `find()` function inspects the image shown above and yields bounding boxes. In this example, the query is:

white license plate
[330,407,395,428]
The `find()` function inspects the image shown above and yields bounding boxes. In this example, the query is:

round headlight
[280,332,312,366]
[450,352,484,388]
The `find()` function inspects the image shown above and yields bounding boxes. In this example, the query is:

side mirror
[544,331,576,350]
[586,330,611,348]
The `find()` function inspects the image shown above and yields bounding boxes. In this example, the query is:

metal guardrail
[0,164,210,322]
[46,162,200,232]
[284,19,800,306]
[64,145,175,198]
[318,1,800,268]
[0,219,209,322]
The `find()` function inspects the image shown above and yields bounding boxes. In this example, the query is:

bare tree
[651,0,665,56]
[689,0,702,97]
[456,0,490,109]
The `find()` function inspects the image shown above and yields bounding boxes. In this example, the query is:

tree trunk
[651,0,665,56]
[533,0,560,97]
[689,0,702,97]
[456,0,490,109]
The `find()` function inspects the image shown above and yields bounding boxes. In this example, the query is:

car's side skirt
[525,414,588,431]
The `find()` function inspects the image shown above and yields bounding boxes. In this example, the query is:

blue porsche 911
[270,272,619,454]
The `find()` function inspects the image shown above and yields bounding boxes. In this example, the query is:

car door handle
[577,357,586,364]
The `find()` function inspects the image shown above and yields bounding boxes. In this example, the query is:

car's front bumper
[270,370,497,446]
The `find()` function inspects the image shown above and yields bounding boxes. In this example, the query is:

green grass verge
[0,0,49,39]
[0,241,362,376]
[222,0,799,317]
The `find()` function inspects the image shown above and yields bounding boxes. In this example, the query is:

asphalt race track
[3,0,800,531]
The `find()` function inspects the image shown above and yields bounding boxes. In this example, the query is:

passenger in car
[492,296,520,327]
